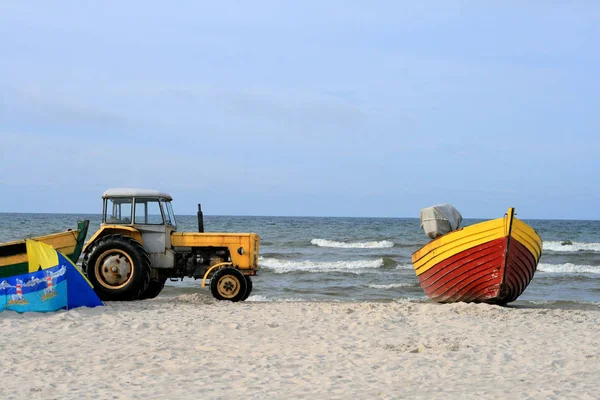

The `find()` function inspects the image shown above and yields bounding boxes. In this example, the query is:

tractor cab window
[105,198,132,224]
[162,200,177,228]
[134,198,164,225]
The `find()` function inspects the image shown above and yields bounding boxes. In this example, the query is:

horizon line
[0,211,597,222]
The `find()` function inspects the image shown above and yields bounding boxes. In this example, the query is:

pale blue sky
[0,1,598,219]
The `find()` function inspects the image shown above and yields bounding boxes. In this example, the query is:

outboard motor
[420,204,462,239]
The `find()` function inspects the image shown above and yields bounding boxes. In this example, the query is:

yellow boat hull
[0,220,89,279]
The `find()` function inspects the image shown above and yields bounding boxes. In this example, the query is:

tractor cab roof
[102,188,173,201]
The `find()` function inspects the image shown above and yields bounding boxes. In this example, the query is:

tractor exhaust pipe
[197,204,204,233]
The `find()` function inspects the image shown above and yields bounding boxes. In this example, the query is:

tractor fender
[201,262,234,288]
[83,225,144,253]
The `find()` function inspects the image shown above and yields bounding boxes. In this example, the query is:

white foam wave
[368,283,415,289]
[246,295,308,302]
[393,297,429,304]
[543,241,600,252]
[537,263,600,274]
[245,295,269,302]
[526,300,600,307]
[526,300,558,305]
[311,238,394,249]
[279,297,308,302]
[260,257,384,274]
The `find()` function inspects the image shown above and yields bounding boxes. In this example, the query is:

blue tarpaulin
[0,240,103,312]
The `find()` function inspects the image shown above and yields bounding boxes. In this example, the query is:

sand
[1,295,599,400]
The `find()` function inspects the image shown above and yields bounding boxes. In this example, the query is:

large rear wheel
[140,275,167,299]
[210,267,247,302]
[83,235,151,301]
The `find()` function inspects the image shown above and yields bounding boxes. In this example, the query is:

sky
[0,1,598,219]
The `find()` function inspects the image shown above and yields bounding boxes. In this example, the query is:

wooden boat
[0,220,89,279]
[411,208,542,304]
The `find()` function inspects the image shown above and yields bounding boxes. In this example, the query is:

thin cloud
[0,86,129,129]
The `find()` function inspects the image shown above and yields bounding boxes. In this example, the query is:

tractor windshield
[163,200,177,228]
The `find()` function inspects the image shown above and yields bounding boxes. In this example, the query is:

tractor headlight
[237,247,244,255]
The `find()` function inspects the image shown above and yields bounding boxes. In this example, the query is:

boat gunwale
[0,229,81,248]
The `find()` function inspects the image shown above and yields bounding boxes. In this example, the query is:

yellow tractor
[82,189,260,302]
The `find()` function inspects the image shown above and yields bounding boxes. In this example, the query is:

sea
[1,213,599,307]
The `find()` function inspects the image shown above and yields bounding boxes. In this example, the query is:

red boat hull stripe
[417,236,538,304]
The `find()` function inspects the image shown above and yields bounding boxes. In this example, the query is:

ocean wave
[245,295,269,302]
[392,297,429,304]
[522,300,600,308]
[259,257,384,274]
[381,257,400,268]
[368,283,416,289]
[543,241,600,252]
[246,295,307,302]
[537,263,600,274]
[260,252,306,260]
[311,238,395,249]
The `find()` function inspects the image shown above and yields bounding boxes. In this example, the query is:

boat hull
[411,209,542,304]
[0,220,89,279]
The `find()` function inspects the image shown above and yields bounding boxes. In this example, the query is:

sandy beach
[1,295,599,400]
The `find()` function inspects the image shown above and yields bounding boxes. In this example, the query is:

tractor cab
[92,188,178,271]
[102,188,176,229]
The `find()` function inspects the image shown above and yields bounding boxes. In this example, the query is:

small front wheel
[210,268,247,302]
